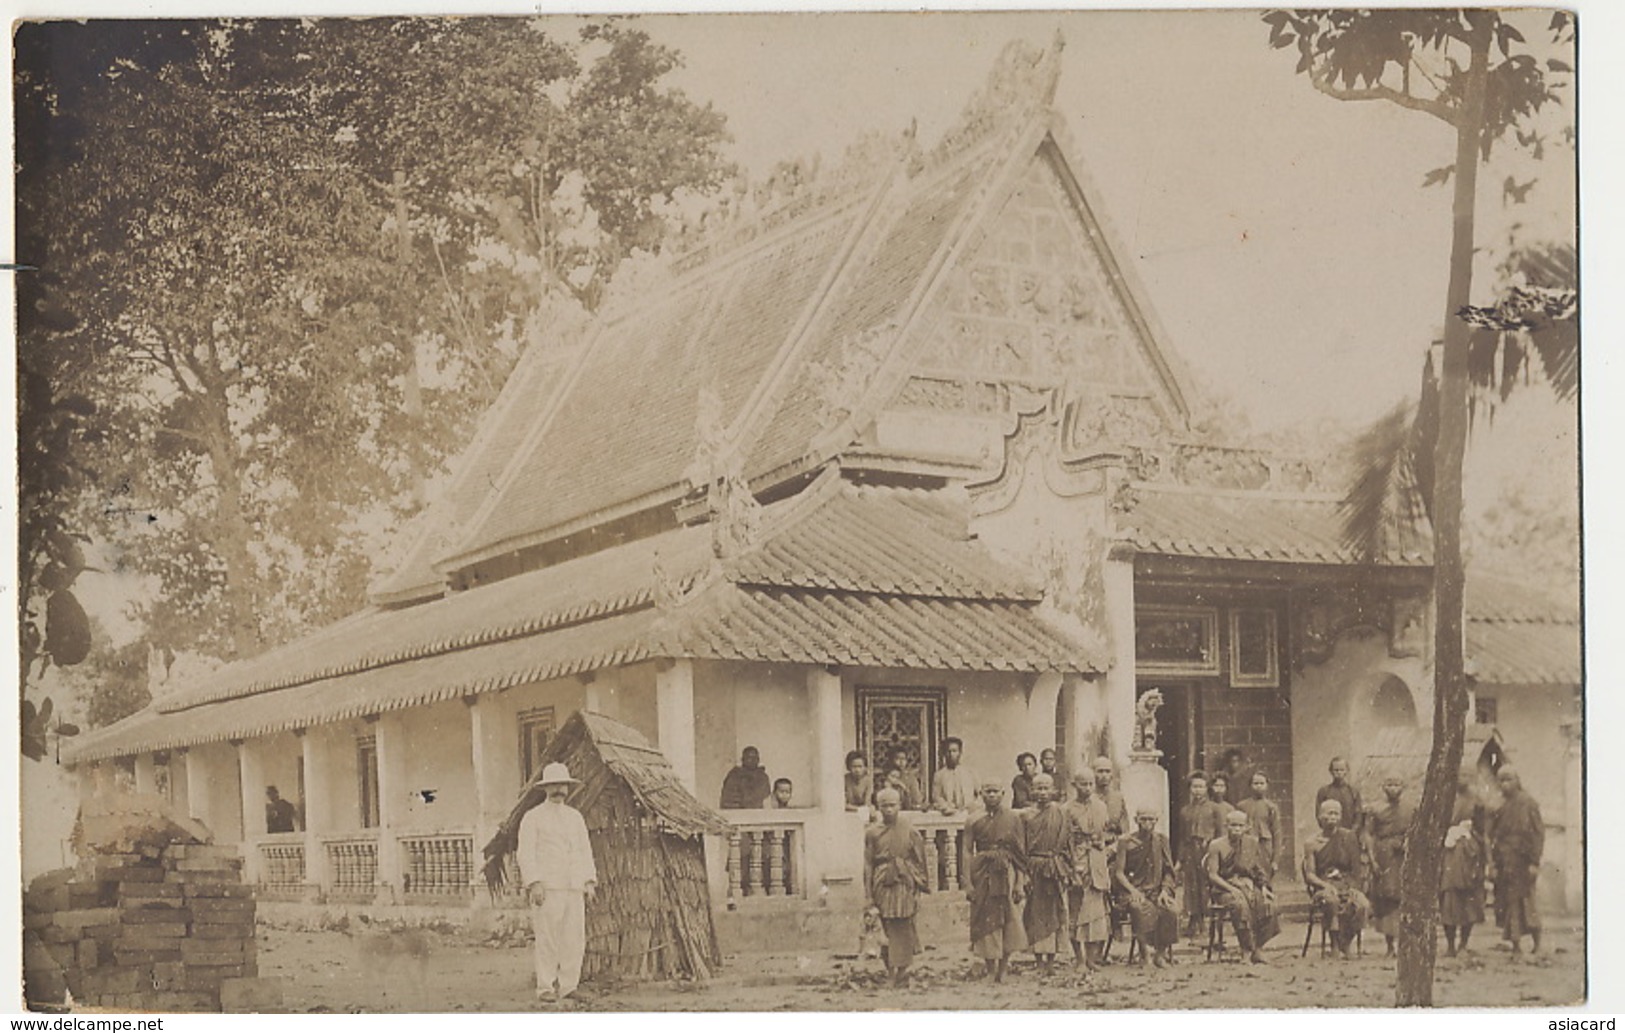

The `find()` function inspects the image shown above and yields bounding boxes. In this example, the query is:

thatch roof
[567,711,730,838]
[481,710,726,896]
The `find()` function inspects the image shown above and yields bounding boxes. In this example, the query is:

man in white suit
[516,762,598,1001]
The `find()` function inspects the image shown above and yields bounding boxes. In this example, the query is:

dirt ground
[261,917,1586,1013]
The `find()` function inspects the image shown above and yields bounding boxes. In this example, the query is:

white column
[168,752,190,815]
[184,749,212,829]
[132,753,158,796]
[236,740,266,883]
[1028,672,1064,757]
[656,660,697,792]
[373,714,403,898]
[808,666,844,811]
[300,730,327,891]
[467,695,508,898]
[1103,544,1139,771]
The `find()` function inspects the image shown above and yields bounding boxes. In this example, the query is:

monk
[1065,772,1113,971]
[1301,798,1368,959]
[1114,805,1179,968]
[864,787,931,986]
[1489,766,1544,955]
[1178,771,1228,940]
[1236,771,1283,880]
[1205,809,1278,964]
[965,780,1028,982]
[1440,779,1487,957]
[1021,773,1075,973]
[1091,756,1130,841]
[1367,776,1415,955]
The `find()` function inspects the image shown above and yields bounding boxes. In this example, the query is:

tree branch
[1311,65,1459,125]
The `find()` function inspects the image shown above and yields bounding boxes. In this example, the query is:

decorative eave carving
[930,31,1065,166]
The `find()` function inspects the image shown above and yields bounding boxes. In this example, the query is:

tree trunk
[201,389,262,661]
[1394,17,1491,1008]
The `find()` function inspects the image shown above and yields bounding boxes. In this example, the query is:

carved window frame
[855,686,948,786]
[1228,607,1280,688]
[1135,605,1220,677]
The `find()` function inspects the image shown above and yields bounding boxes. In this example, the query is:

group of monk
[1298,756,1546,961]
[862,747,1548,985]
[864,756,1187,986]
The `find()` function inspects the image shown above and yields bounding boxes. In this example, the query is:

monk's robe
[1022,803,1075,952]
[1304,825,1369,953]
[1114,828,1179,951]
[1440,799,1487,928]
[1065,795,1113,944]
[1368,798,1415,936]
[1205,833,1279,951]
[864,817,930,969]
[966,807,1028,959]
[1010,774,1035,811]
[1178,798,1228,933]
[1490,788,1544,940]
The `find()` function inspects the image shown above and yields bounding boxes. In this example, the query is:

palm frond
[1340,397,1417,564]
[481,778,549,898]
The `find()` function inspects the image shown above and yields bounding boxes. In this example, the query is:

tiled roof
[1466,571,1581,686]
[449,192,876,565]
[71,609,664,762]
[69,482,1099,763]
[369,341,583,603]
[675,584,1091,673]
[728,484,1039,600]
[1123,483,1432,567]
[746,151,1000,479]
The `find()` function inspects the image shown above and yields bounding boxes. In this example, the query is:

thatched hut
[482,710,729,983]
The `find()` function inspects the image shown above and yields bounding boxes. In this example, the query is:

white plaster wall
[255,731,304,829]
[1289,629,1427,847]
[191,741,244,842]
[692,661,810,808]
[1481,683,1582,913]
[589,662,659,745]
[391,699,476,831]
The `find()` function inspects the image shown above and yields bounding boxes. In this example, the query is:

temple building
[69,39,1572,942]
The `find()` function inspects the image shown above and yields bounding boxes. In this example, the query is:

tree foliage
[15,18,734,671]
[1266,8,1574,1007]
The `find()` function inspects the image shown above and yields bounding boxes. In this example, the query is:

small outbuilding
[482,710,729,983]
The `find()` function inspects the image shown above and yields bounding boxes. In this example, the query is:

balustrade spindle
[727,832,743,900]
[924,832,940,889]
[765,829,785,896]
[746,831,766,896]
[943,828,959,890]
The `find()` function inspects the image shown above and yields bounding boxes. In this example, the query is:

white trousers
[531,891,587,997]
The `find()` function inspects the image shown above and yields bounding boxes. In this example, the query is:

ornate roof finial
[932,32,1066,162]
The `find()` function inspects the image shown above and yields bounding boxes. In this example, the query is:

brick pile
[23,844,258,1011]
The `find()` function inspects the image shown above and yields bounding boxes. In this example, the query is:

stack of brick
[23,844,259,1011]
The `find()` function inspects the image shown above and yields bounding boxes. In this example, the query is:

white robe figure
[516,798,598,998]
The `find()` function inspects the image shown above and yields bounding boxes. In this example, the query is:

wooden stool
[1205,903,1235,962]
[1105,902,1143,964]
[1302,902,1363,958]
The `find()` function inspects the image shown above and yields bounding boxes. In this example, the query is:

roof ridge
[1129,480,1347,504]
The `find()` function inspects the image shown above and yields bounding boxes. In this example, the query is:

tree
[1264,9,1574,1005]
[15,18,733,663]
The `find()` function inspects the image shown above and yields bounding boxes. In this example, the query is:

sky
[637,9,1575,436]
